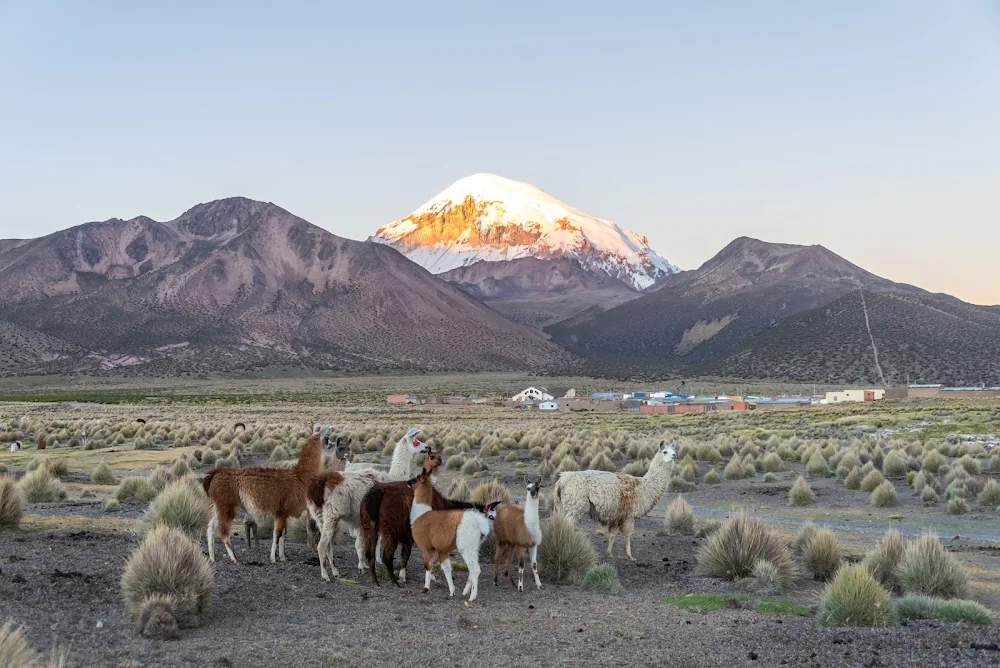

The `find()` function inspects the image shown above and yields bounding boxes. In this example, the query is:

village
[387,383,1000,413]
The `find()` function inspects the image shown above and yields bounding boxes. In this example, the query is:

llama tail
[360,488,384,585]
[202,471,217,497]
[552,475,565,513]
[307,474,328,512]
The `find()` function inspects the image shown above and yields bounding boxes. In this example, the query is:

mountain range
[1,176,996,384]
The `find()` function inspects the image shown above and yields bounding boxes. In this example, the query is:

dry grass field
[2,374,1000,666]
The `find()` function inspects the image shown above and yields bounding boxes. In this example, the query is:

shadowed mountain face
[547,237,928,373]
[438,257,639,328]
[0,198,573,375]
[693,290,1000,385]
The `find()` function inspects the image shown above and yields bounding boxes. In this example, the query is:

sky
[1,1,998,304]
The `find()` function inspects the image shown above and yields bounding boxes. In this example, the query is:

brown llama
[493,478,543,591]
[410,469,500,602]
[360,450,486,587]
[204,430,333,563]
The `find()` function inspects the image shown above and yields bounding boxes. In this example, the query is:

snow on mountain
[371,174,678,290]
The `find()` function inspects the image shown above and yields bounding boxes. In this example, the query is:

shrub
[121,526,213,629]
[0,620,38,668]
[948,497,969,515]
[103,498,121,512]
[804,528,843,581]
[268,445,290,462]
[149,466,172,492]
[762,472,777,483]
[922,450,946,473]
[818,564,895,627]
[448,477,470,502]
[860,470,886,493]
[789,476,815,506]
[977,478,1000,506]
[844,466,863,490]
[895,595,994,625]
[200,450,218,468]
[792,522,818,556]
[870,481,897,507]
[446,454,466,471]
[620,460,646,476]
[469,478,511,506]
[696,512,794,588]
[115,477,157,503]
[956,455,981,476]
[136,479,209,540]
[461,458,488,475]
[703,468,722,484]
[47,459,69,477]
[806,452,829,478]
[537,512,597,583]
[921,486,939,505]
[0,476,25,529]
[897,532,968,599]
[18,466,67,503]
[664,496,694,535]
[906,471,917,487]
[504,452,518,463]
[92,462,116,485]
[580,564,623,594]
[170,458,190,479]
[861,529,905,592]
[913,470,928,493]
[761,452,784,472]
[882,450,908,478]
[723,456,744,480]
[751,559,783,594]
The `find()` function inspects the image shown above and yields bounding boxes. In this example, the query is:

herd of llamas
[202,424,678,601]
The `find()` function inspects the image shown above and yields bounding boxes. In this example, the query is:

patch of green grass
[662,593,810,616]
[614,627,644,640]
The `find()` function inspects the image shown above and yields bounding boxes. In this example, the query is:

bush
[149,466,172,492]
[115,477,157,503]
[92,462,116,485]
[882,450,908,478]
[18,466,67,503]
[0,620,39,667]
[723,456,744,480]
[818,564,895,627]
[792,522,818,556]
[751,559,783,594]
[537,512,597,583]
[803,528,843,581]
[200,450,218,468]
[921,486,939,505]
[895,595,994,626]
[103,498,121,512]
[761,452,784,472]
[136,479,209,540]
[870,481,897,507]
[469,478,511,506]
[664,496,694,535]
[978,478,1000,506]
[47,459,69,477]
[922,450,946,473]
[956,455,981,476]
[121,526,213,629]
[268,445,291,462]
[948,497,969,515]
[0,476,25,529]
[789,476,815,506]
[860,470,886,493]
[580,564,624,594]
[461,458,488,475]
[897,532,968,599]
[844,466,863,490]
[861,529,905,592]
[696,512,795,588]
[806,452,829,478]
[448,477,470,502]
[703,468,722,484]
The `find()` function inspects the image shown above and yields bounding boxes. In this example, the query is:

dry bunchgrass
[789,476,815,506]
[469,478,511,506]
[897,532,968,599]
[861,529,905,592]
[803,528,844,582]
[703,468,722,484]
[18,466,67,503]
[978,478,1000,506]
[0,619,39,668]
[115,477,157,503]
[895,595,994,626]
[91,462,116,485]
[664,495,694,535]
[818,563,895,627]
[448,477,470,502]
[751,558,783,594]
[696,512,795,588]
[537,511,597,583]
[806,452,829,478]
[580,563,624,594]
[0,476,24,529]
[844,466,862,490]
[870,481,898,507]
[121,525,213,629]
[860,470,886,493]
[136,479,209,540]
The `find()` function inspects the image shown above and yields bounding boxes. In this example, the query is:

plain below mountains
[0,198,571,376]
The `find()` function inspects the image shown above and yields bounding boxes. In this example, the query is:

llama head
[483,501,501,524]
[407,468,432,488]
[658,441,678,464]
[422,449,443,474]
[525,477,542,499]
[409,436,430,456]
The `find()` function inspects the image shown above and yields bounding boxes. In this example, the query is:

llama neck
[295,436,323,477]
[410,500,432,525]
[524,495,541,537]
[635,459,672,518]
[388,439,415,479]
[470,511,492,537]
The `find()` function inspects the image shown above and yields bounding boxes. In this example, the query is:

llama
[409,469,500,602]
[345,428,420,474]
[553,440,677,560]
[493,478,543,591]
[307,428,428,581]
[9,441,21,453]
[360,449,487,587]
[204,430,332,564]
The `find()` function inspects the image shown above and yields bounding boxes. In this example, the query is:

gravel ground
[3,514,1000,668]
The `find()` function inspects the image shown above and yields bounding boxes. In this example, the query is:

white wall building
[512,387,554,402]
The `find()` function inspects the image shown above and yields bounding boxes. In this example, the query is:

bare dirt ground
[3,506,1000,668]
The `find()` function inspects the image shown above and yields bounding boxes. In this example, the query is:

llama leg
[398,541,410,585]
[466,558,481,602]
[508,545,518,588]
[206,507,218,563]
[623,519,635,561]
[270,524,280,564]
[277,517,288,562]
[515,546,525,592]
[530,545,541,589]
[441,557,456,597]
[354,530,366,575]
[493,544,503,587]
[318,515,340,581]
[381,537,397,587]
[219,513,238,563]
[606,527,617,557]
[422,552,435,593]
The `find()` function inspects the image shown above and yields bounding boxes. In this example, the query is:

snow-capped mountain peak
[371,173,677,290]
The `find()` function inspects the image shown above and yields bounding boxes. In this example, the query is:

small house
[511,387,554,402]
[538,401,559,411]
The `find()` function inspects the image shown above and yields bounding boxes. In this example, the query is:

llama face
[410,438,430,455]
[659,442,677,463]
[526,478,542,499]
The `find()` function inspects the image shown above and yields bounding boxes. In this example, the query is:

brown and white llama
[493,478,543,591]
[204,429,333,564]
[307,428,427,581]
[410,469,500,602]
[360,449,488,586]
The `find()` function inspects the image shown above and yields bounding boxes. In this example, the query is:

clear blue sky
[2,1,998,303]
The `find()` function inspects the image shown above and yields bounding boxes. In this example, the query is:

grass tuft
[861,529,905,592]
[664,495,695,535]
[696,511,795,588]
[803,528,843,581]
[870,480,898,507]
[897,531,968,599]
[115,477,157,503]
[895,595,994,625]
[788,476,815,506]
[0,476,24,529]
[91,462,116,485]
[469,478,511,506]
[18,465,67,503]
[818,563,895,627]
[580,564,624,594]
[136,479,209,540]
[537,511,597,583]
